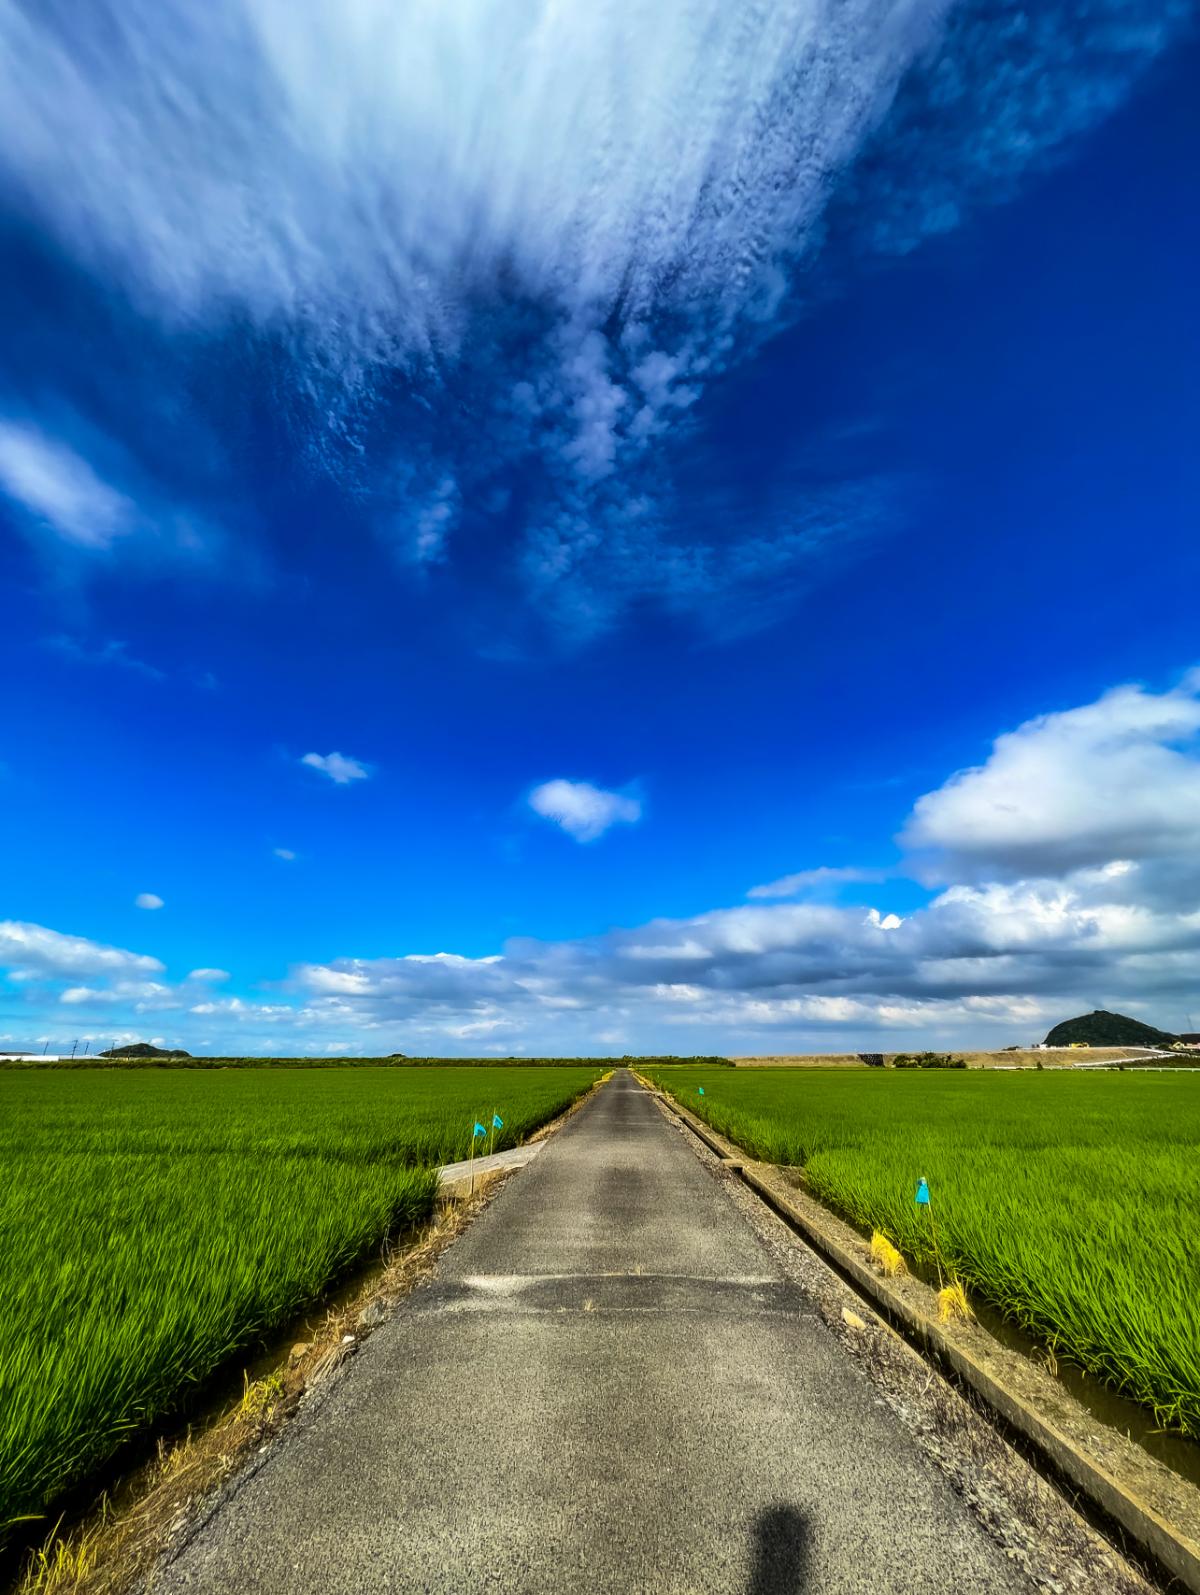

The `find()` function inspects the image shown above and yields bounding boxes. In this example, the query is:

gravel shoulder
[649,1093,1156,1595]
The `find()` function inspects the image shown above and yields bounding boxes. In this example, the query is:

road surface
[156,1071,1032,1594]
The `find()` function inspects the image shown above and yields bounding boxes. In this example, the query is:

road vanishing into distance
[157,1072,1033,1594]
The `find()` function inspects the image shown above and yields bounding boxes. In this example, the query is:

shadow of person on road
[746,1503,812,1595]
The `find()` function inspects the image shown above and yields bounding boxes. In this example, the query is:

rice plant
[646,1066,1200,1438]
[0,1065,601,1548]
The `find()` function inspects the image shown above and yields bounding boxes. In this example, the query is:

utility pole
[70,1039,78,1058]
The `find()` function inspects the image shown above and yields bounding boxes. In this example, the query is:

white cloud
[273,847,297,860]
[187,967,230,982]
[301,752,370,785]
[60,986,116,1005]
[0,920,163,979]
[0,3,1179,629]
[0,2,943,361]
[277,669,1200,1051]
[903,674,1200,880]
[528,778,641,843]
[403,474,459,565]
[8,671,1199,1055]
[47,635,165,679]
[748,865,886,899]
[0,420,134,548]
[135,892,164,910]
[0,0,950,625]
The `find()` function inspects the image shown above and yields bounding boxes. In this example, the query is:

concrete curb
[437,1141,544,1193]
[647,1083,1200,1595]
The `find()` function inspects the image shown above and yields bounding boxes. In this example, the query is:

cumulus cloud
[7,670,1199,1054]
[282,864,1199,1052]
[60,986,117,1005]
[187,968,230,982]
[0,1,1181,626]
[903,673,1200,880]
[0,921,163,980]
[273,668,1200,1051]
[300,752,370,785]
[273,847,297,861]
[529,779,641,842]
[135,892,164,910]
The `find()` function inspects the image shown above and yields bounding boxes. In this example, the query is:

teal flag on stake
[492,1113,504,1129]
[915,1177,930,1206]
[698,1086,705,1096]
[473,1122,487,1138]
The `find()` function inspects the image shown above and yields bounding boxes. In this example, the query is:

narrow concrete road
[157,1073,1031,1594]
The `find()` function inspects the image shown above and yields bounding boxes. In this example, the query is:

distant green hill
[97,1043,192,1059]
[1044,1010,1178,1049]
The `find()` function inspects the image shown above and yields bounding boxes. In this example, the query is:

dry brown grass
[732,1047,1166,1069]
[936,1279,974,1325]
[732,1053,869,1068]
[869,1231,907,1277]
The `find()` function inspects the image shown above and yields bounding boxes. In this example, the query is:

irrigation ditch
[641,1077,1200,1595]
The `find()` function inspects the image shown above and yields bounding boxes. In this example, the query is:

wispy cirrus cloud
[46,635,166,680]
[300,751,370,785]
[0,410,221,568]
[0,420,134,549]
[0,2,1185,629]
[748,866,889,900]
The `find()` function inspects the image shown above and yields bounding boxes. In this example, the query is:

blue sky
[1,1,1197,1056]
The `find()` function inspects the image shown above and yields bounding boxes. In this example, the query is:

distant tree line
[856,1051,965,1069]
[16,1049,733,1071]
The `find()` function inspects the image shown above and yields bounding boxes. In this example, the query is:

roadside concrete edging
[438,1070,614,1196]
[437,1141,544,1195]
[647,1083,1200,1595]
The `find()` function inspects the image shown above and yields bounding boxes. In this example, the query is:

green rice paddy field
[0,1065,602,1548]
[645,1066,1200,1440]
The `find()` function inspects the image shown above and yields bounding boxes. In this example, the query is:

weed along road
[156,1072,1033,1594]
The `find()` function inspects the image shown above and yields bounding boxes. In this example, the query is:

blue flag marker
[473,1122,486,1138]
[492,1113,504,1129]
[915,1177,930,1206]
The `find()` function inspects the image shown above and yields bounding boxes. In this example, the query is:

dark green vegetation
[891,1052,966,1069]
[1044,1009,1178,1048]
[645,1066,1200,1439]
[96,1042,191,1058]
[5,1052,730,1071]
[0,1065,602,1548]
